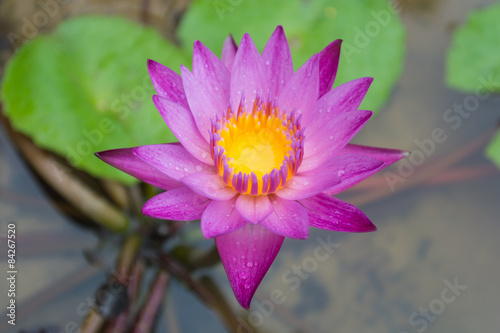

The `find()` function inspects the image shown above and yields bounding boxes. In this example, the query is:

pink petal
[301,110,372,172]
[95,148,180,190]
[230,33,268,112]
[147,60,189,109]
[278,53,319,117]
[133,144,214,182]
[201,196,247,238]
[319,154,384,195]
[193,40,231,112]
[261,25,294,98]
[299,193,376,232]
[274,168,341,201]
[303,77,373,131]
[221,34,238,70]
[215,223,284,309]
[235,194,274,224]
[320,154,384,194]
[181,172,237,201]
[142,186,210,221]
[260,195,309,239]
[318,39,342,97]
[336,144,409,167]
[181,64,226,142]
[153,95,213,165]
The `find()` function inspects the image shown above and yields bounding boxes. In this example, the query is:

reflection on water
[1,0,500,332]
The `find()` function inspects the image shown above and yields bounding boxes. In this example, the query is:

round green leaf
[446,2,500,93]
[1,15,189,184]
[178,0,406,113]
[445,3,500,169]
[486,131,500,169]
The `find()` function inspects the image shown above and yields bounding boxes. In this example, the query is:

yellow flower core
[211,100,304,195]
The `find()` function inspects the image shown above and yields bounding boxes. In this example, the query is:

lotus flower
[96,26,406,309]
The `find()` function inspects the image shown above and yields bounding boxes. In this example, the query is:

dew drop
[337,170,345,176]
[195,165,202,172]
[183,167,189,172]
[246,262,254,268]
[201,152,207,159]
[265,60,270,66]
[174,166,179,171]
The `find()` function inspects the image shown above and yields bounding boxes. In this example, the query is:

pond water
[1,0,500,332]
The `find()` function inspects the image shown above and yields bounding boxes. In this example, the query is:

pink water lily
[96,26,406,309]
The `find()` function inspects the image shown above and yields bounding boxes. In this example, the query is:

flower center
[210,98,304,195]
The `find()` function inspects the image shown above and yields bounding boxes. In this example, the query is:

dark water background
[1,0,500,332]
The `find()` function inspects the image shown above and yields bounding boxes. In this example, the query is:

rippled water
[1,0,500,332]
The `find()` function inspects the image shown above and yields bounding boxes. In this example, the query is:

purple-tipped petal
[274,168,341,201]
[142,186,210,221]
[261,25,294,98]
[235,194,274,224]
[181,172,237,201]
[318,154,384,195]
[133,144,214,182]
[301,110,373,172]
[147,60,189,109]
[95,148,180,190]
[201,196,247,238]
[153,95,213,165]
[215,223,284,309]
[300,193,376,232]
[336,144,409,167]
[303,77,373,130]
[278,53,319,116]
[221,34,238,70]
[193,40,231,112]
[260,195,309,239]
[318,39,342,97]
[231,33,268,112]
[181,64,227,142]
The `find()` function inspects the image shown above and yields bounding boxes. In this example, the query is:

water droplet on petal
[201,152,207,159]
[195,165,202,172]
[265,60,270,66]
[246,262,254,268]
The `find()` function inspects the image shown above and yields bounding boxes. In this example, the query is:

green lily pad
[178,0,406,113]
[486,131,500,169]
[1,15,189,184]
[445,3,500,169]
[446,2,500,93]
